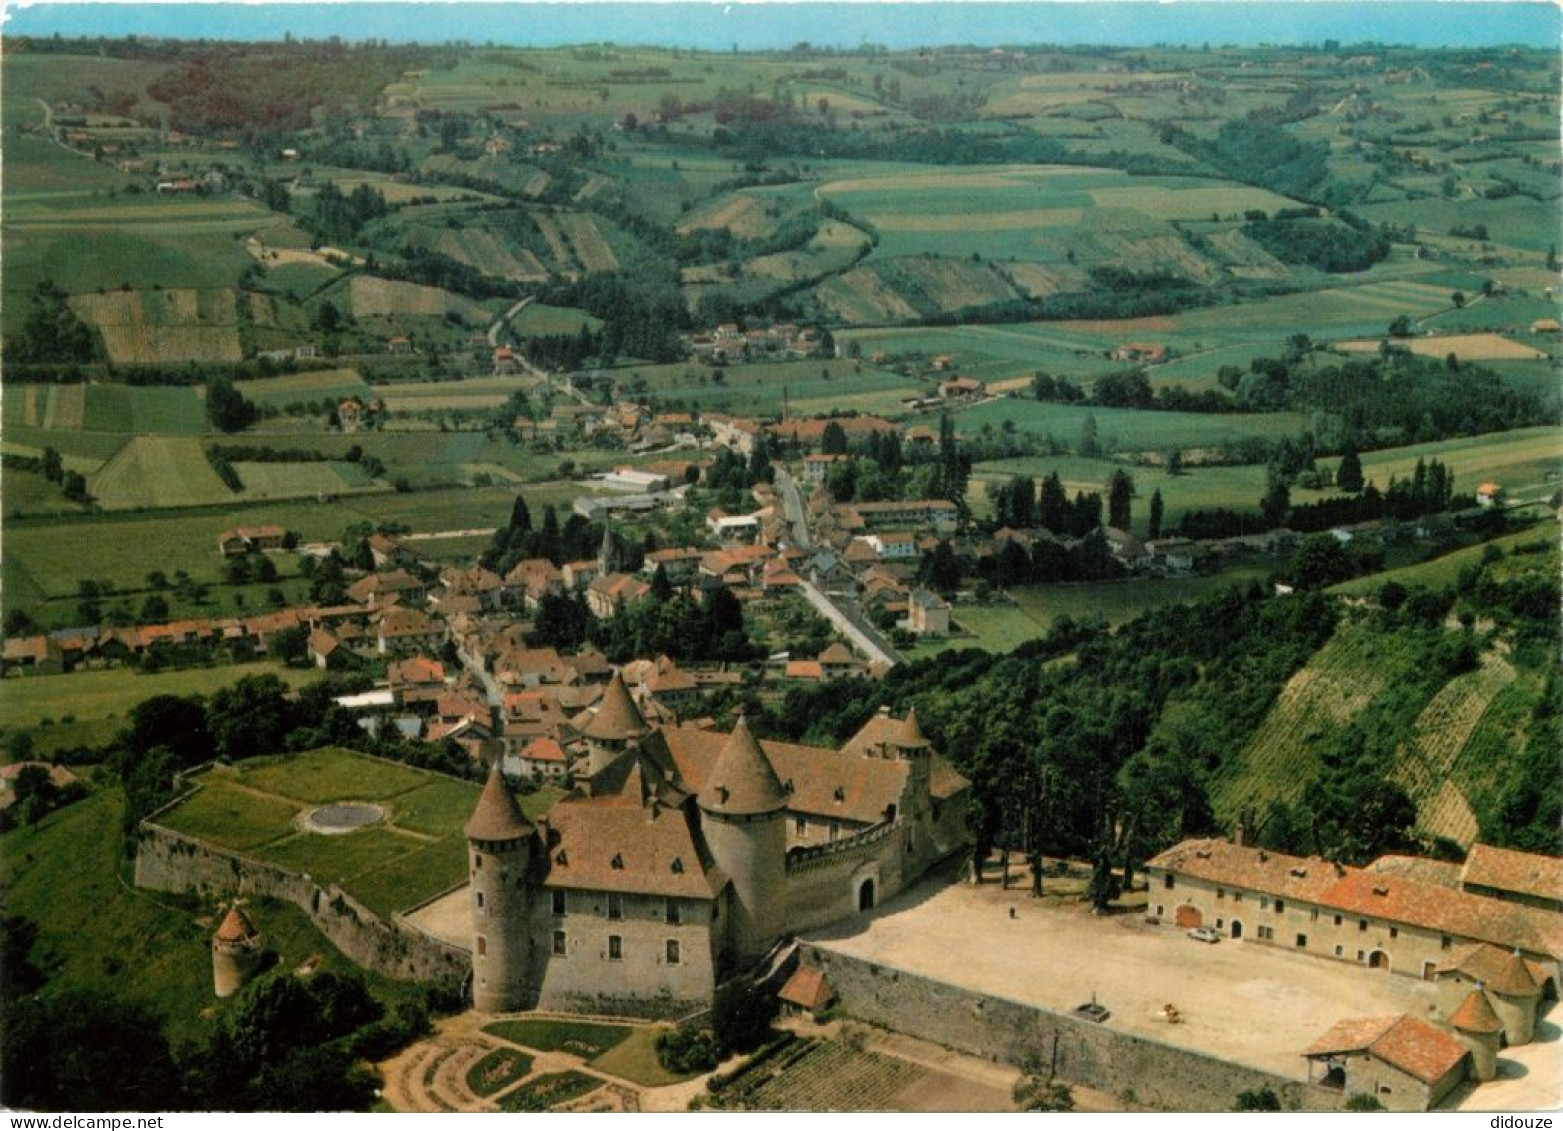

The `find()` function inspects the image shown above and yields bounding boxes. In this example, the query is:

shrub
[655,1027,721,1074]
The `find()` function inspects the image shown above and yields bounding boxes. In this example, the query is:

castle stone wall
[804,944,1343,1113]
[135,822,469,992]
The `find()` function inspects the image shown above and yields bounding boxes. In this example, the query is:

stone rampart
[135,821,469,992]
[804,944,1343,1113]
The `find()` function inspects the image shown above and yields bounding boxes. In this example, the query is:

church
[464,673,969,1016]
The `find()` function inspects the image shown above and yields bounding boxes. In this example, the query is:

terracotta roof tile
[542,798,719,899]
[697,717,788,816]
[1365,1016,1468,1085]
[1304,1015,1401,1058]
[465,764,534,841]
[214,906,259,944]
[1448,989,1504,1034]
[579,672,650,740]
[1462,844,1563,904]
[778,966,835,1011]
[1440,943,1542,997]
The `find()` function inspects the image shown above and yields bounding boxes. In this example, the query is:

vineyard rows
[1213,626,1400,822]
[740,1040,925,1111]
[1390,652,1514,845]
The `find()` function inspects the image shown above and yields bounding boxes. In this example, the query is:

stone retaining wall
[804,944,1342,1113]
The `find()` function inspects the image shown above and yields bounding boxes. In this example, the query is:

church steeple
[598,520,617,575]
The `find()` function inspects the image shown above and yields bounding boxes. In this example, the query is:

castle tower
[697,716,789,960]
[580,671,650,779]
[1486,951,1542,1046]
[597,520,617,575]
[465,761,536,1013]
[212,905,263,998]
[1448,988,1504,1081]
[893,707,932,796]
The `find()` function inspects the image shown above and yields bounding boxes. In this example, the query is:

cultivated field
[1336,332,1547,361]
[69,288,243,364]
[89,435,234,509]
[235,368,374,408]
[348,275,491,321]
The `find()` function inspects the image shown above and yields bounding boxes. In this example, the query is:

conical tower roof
[214,905,259,945]
[1449,988,1504,1035]
[698,716,787,816]
[1491,951,1541,997]
[465,763,534,841]
[580,671,651,741]
[896,706,931,750]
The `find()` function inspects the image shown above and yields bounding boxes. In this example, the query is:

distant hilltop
[7,2,1560,51]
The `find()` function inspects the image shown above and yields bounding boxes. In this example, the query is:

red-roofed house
[1302,1014,1468,1110]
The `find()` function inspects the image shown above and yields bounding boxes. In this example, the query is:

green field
[89,436,234,510]
[0,661,320,754]
[154,749,563,916]
[955,397,1311,455]
[509,302,603,337]
[484,1018,632,1058]
[0,787,427,1045]
[235,369,375,408]
[5,384,207,436]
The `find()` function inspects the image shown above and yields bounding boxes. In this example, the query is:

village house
[845,499,960,536]
[503,559,565,611]
[1112,342,1168,364]
[767,415,897,454]
[368,533,421,569]
[938,377,985,401]
[217,524,289,557]
[347,569,429,610]
[907,589,951,636]
[506,736,570,781]
[387,335,414,355]
[388,656,447,707]
[1459,843,1563,912]
[375,607,445,656]
[1475,482,1504,508]
[338,398,365,433]
[802,453,851,484]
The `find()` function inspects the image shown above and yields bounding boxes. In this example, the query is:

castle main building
[464,673,969,1016]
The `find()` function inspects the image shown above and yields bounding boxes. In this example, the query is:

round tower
[697,716,788,960]
[1448,987,1503,1081]
[212,904,263,998]
[466,762,536,1013]
[1486,952,1542,1046]
[580,671,651,779]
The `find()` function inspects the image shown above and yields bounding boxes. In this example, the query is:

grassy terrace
[0,786,428,1045]
[154,747,562,917]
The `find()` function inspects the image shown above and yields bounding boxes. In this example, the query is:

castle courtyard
[804,865,1558,1104]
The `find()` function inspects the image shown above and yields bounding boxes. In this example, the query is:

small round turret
[1486,951,1542,1046]
[466,762,535,1013]
[212,905,263,998]
[1448,987,1503,1081]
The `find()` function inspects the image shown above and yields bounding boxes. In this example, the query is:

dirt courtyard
[403,884,471,948]
[806,869,1442,1081]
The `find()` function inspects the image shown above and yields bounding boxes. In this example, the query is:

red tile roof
[214,906,259,944]
[778,966,835,1011]
[542,798,720,899]
[1462,844,1563,905]
[465,764,534,841]
[697,717,788,817]
[1448,989,1504,1034]
[1304,1014,1467,1085]
[1439,942,1543,997]
[579,672,650,741]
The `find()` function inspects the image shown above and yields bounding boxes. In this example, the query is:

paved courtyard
[807,869,1443,1081]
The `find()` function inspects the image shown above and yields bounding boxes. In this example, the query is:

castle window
[611,853,624,870]
[666,899,681,925]
[608,935,623,961]
[1390,927,1398,939]
[1334,915,1343,927]
[1296,934,1308,949]
[1358,919,1367,932]
[1441,935,1451,950]
[476,891,485,911]
[1276,900,1285,914]
[1310,908,1318,922]
[796,817,807,836]
[1164,874,1174,890]
[474,854,483,869]
[608,893,623,921]
[477,935,487,956]
[829,822,840,841]
[1335,945,1343,957]
[1216,888,1225,900]
[553,930,567,957]
[666,940,681,965]
[552,890,566,916]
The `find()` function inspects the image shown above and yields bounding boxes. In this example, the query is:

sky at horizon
[4,1,1559,51]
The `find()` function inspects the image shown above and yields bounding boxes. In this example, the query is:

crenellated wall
[135,822,470,992]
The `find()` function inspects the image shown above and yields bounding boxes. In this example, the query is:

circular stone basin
[303,802,385,835]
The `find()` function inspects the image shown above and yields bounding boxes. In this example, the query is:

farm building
[1459,844,1563,912]
[465,682,968,1015]
[1143,838,1563,994]
[1475,482,1504,507]
[217,524,289,556]
[1302,1014,1468,1111]
[1112,342,1168,363]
